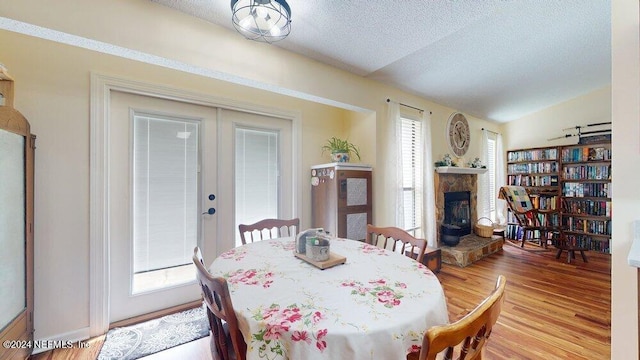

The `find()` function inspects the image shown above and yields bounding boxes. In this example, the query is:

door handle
[203,194,216,215]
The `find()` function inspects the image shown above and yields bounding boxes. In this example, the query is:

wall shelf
[435,166,487,175]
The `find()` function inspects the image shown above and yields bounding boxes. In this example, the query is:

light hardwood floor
[31,241,611,360]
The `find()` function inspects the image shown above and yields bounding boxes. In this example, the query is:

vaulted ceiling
[152,0,611,123]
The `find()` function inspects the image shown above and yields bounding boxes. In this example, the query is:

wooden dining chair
[193,247,247,360]
[366,225,428,264]
[238,218,300,245]
[408,275,506,360]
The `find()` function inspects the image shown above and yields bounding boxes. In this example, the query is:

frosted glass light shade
[231,0,292,43]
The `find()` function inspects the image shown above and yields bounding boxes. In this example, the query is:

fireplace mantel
[435,166,487,175]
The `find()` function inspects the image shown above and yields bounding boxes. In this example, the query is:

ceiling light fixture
[231,0,291,43]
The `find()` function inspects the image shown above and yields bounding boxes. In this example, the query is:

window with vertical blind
[235,127,280,246]
[485,137,497,220]
[401,117,423,236]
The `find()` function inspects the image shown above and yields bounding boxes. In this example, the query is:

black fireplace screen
[443,191,471,235]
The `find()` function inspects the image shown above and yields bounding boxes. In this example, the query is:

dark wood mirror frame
[0,69,35,360]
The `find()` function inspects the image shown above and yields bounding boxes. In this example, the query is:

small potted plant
[322,137,361,163]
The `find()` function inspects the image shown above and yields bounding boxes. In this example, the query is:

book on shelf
[563,217,611,236]
[507,162,558,174]
[561,198,612,217]
[507,174,558,187]
[561,146,611,162]
[528,194,558,210]
[562,182,610,198]
[562,164,610,180]
[507,148,558,162]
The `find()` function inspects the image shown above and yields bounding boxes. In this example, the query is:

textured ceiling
[151,0,611,123]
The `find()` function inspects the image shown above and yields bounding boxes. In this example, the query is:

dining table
[208,236,449,360]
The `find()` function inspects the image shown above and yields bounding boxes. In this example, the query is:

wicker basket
[474,217,495,238]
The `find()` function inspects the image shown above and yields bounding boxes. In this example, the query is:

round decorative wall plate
[446,112,470,157]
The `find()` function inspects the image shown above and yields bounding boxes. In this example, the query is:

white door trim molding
[89,73,301,336]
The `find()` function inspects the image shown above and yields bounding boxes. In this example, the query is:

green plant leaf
[321,137,361,160]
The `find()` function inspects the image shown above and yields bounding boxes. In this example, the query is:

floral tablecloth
[209,237,449,360]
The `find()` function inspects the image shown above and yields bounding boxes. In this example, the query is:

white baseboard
[31,327,92,355]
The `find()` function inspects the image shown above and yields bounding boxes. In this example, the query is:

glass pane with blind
[401,118,423,236]
[480,137,498,221]
[0,129,26,330]
[235,127,279,246]
[132,115,199,293]
[488,139,497,215]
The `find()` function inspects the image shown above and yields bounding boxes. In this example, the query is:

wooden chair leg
[566,250,574,264]
[580,251,588,263]
[555,247,589,264]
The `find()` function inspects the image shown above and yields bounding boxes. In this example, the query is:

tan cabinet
[311,163,372,241]
[0,69,35,360]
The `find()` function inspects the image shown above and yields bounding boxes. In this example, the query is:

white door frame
[89,73,302,336]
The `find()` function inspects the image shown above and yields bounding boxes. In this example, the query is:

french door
[217,108,294,248]
[109,91,216,321]
[107,90,294,323]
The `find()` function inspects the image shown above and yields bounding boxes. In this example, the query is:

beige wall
[502,86,612,150]
[3,0,637,357]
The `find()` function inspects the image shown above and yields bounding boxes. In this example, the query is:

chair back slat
[366,225,427,263]
[238,218,300,245]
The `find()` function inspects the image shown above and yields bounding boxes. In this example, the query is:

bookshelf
[505,146,560,242]
[559,142,612,253]
[504,142,612,254]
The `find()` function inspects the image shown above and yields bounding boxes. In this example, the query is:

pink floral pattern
[209,238,450,360]
[414,261,437,277]
[226,268,274,288]
[270,240,297,251]
[251,304,328,359]
[360,243,388,256]
[341,278,406,308]
[220,247,247,261]
[395,330,424,354]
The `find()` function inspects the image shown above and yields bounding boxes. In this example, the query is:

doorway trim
[89,73,301,336]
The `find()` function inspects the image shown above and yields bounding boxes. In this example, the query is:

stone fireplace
[434,169,479,246]
[434,167,503,267]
